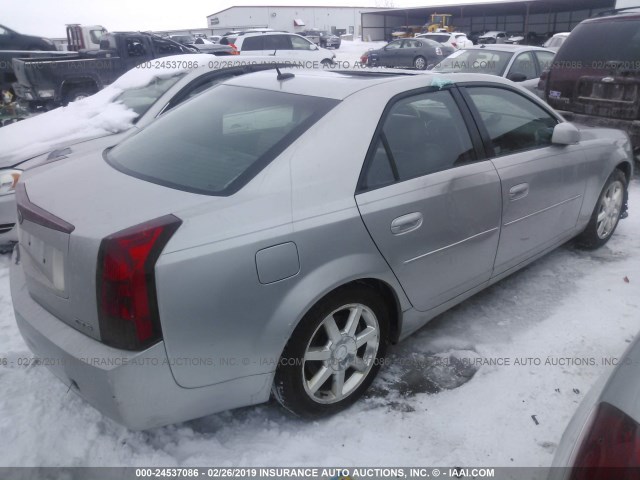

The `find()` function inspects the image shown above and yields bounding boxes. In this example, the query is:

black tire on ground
[413,55,427,70]
[575,169,627,250]
[273,284,390,418]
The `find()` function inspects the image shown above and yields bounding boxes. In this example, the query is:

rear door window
[264,35,292,51]
[360,89,476,190]
[107,85,339,196]
[509,52,537,80]
[125,37,148,57]
[242,36,263,51]
[534,51,555,72]
[291,36,314,50]
[152,38,184,55]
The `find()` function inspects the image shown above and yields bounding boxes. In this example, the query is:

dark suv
[544,9,640,149]
[0,24,56,51]
[300,30,341,49]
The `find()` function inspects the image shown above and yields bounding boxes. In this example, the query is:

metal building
[206,6,380,37]
[361,0,617,41]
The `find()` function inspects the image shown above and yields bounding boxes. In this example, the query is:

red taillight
[97,215,182,351]
[570,402,640,480]
[230,43,239,55]
[538,69,549,91]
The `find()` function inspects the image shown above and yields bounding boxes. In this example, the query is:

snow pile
[0,54,210,164]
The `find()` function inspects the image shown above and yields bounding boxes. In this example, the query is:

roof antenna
[276,66,295,81]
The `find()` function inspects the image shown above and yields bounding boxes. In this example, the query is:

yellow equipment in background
[424,13,454,33]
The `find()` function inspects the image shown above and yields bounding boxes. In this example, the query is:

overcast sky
[4,0,492,38]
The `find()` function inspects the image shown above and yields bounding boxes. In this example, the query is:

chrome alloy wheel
[302,303,380,404]
[596,180,624,239]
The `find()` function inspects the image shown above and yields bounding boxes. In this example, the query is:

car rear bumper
[10,246,272,430]
[558,110,640,149]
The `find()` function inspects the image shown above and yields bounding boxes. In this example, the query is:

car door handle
[391,212,423,235]
[509,183,529,201]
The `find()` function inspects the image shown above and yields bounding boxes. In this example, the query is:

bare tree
[375,0,395,7]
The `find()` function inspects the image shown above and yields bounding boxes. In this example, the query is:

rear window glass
[242,36,263,51]
[555,19,640,65]
[107,85,339,196]
[425,34,450,43]
[433,49,513,75]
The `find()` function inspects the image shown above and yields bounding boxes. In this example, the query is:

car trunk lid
[16,150,215,342]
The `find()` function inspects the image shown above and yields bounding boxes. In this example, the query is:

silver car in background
[11,69,633,429]
[433,44,555,95]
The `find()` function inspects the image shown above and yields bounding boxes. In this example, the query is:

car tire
[273,284,390,418]
[64,88,95,105]
[575,169,627,249]
[413,56,427,70]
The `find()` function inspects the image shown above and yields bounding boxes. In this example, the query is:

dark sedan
[367,38,453,70]
[0,24,56,51]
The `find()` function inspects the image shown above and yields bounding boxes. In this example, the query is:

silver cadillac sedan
[10,69,633,429]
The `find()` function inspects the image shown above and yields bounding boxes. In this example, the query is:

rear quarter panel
[154,87,413,389]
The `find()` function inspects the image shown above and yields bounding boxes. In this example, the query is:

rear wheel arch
[272,279,399,416]
[616,161,632,185]
[351,278,402,343]
[60,77,99,104]
[276,277,404,364]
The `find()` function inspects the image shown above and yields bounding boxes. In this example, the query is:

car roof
[589,7,640,20]
[221,69,516,100]
[463,44,553,53]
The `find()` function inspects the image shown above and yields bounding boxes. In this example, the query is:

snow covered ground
[0,40,638,468]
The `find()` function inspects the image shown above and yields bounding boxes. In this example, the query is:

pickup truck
[11,32,203,108]
[1,50,73,92]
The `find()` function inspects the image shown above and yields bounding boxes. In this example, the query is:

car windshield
[107,85,339,196]
[433,49,513,75]
[556,20,640,64]
[113,73,187,120]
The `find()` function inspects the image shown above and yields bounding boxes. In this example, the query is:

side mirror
[508,72,527,82]
[552,122,580,145]
[311,43,318,50]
